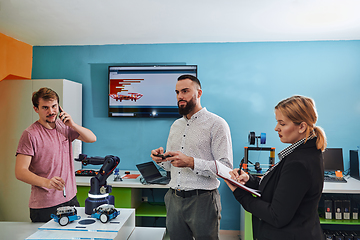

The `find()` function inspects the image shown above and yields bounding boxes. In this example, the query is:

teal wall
[32,41,360,230]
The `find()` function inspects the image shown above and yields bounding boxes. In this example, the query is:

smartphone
[58,106,65,122]
[154,154,172,160]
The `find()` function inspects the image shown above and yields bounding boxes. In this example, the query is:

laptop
[136,161,170,185]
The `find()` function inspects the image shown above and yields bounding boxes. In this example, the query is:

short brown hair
[32,87,59,108]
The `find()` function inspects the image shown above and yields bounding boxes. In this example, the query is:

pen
[63,185,66,198]
[238,160,243,174]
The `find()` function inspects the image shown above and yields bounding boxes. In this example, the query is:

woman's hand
[224,168,250,192]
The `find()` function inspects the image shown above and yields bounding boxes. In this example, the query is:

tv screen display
[108,65,197,117]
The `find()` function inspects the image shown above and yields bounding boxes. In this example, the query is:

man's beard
[178,96,196,116]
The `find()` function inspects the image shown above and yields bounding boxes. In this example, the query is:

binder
[214,160,261,197]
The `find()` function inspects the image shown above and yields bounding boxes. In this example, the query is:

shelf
[320,217,360,225]
[135,202,167,217]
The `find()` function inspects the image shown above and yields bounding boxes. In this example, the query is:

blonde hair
[275,95,327,151]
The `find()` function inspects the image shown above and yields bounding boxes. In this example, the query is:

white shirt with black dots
[158,108,233,191]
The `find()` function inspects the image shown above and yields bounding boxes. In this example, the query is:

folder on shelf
[215,160,261,197]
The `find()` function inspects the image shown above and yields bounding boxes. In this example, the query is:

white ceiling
[1,0,360,46]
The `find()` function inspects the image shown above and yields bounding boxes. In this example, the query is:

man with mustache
[15,87,96,222]
[151,75,233,240]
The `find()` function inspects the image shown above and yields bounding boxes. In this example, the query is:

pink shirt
[16,119,79,209]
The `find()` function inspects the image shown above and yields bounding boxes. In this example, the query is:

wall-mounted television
[108,65,197,117]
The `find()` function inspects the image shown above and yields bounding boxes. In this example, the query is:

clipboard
[215,160,261,197]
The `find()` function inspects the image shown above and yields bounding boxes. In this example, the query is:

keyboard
[324,175,347,183]
[323,229,360,240]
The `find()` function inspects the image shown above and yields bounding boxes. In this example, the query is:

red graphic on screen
[109,79,144,102]
[109,93,143,102]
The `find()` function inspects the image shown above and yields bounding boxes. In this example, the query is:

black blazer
[233,138,324,240]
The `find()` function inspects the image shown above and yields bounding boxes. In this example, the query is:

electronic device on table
[108,65,197,118]
[323,148,347,183]
[136,161,170,185]
[241,132,276,175]
[91,204,120,223]
[75,154,120,215]
[75,169,98,176]
[350,150,360,180]
[51,206,80,226]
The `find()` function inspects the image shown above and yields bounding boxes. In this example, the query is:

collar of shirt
[184,107,206,121]
[259,134,314,184]
[278,134,315,161]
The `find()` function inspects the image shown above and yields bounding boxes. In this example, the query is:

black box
[325,199,333,219]
[353,206,359,220]
[352,200,359,220]
[343,200,351,220]
[334,200,343,220]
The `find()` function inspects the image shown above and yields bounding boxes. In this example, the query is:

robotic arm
[76,154,120,195]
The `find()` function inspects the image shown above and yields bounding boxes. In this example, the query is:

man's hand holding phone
[58,106,74,127]
[150,147,172,163]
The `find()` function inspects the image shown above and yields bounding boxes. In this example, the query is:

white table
[0,207,165,240]
[323,176,360,194]
[129,227,166,240]
[0,222,165,240]
[0,221,43,240]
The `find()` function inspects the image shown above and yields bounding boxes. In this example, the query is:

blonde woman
[226,95,327,240]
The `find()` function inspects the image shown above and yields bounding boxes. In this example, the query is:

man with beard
[150,75,233,240]
[15,87,96,222]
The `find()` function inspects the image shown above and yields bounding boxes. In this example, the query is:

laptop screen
[136,161,163,180]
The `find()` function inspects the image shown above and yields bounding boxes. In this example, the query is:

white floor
[163,230,241,240]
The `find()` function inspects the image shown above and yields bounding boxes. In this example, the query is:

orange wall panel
[0,33,32,81]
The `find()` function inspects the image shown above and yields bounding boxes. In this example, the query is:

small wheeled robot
[91,204,120,223]
[51,206,81,226]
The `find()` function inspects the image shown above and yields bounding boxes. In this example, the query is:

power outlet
[142,196,148,202]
